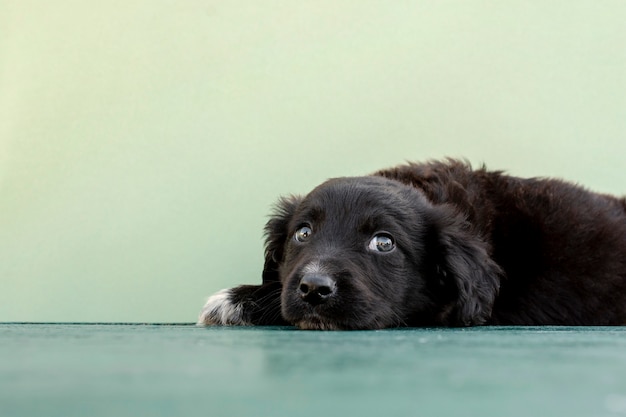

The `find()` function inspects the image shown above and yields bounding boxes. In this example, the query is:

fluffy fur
[198,159,626,329]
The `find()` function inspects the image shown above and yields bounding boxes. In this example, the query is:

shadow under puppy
[198,159,626,330]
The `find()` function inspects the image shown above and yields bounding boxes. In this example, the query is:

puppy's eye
[368,233,395,253]
[294,226,313,243]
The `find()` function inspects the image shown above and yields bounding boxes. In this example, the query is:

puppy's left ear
[432,208,503,326]
[262,195,302,283]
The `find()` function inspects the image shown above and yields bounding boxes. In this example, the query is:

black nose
[298,273,336,304]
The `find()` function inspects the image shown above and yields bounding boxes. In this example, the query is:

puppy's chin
[287,308,354,330]
[295,317,343,331]
[293,313,387,331]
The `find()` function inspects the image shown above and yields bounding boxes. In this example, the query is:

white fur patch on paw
[197,289,249,326]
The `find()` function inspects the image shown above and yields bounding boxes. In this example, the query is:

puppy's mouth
[283,270,393,330]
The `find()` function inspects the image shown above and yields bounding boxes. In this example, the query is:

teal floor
[2,324,626,417]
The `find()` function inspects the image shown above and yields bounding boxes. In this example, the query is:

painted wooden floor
[2,324,626,417]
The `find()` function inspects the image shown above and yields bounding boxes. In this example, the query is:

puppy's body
[199,160,626,329]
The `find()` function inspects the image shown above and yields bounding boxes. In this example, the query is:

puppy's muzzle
[298,273,337,305]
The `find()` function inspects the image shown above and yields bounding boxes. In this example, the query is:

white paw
[197,289,250,326]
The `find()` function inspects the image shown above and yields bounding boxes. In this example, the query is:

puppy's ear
[431,208,502,326]
[262,195,302,283]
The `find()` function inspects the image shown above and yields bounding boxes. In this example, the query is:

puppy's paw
[197,289,251,326]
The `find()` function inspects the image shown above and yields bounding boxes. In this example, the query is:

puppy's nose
[298,273,336,304]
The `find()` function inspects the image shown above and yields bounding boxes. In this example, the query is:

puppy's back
[377,159,626,325]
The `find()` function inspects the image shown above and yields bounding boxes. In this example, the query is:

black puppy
[198,160,626,329]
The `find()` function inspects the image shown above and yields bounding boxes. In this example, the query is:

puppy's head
[263,176,501,330]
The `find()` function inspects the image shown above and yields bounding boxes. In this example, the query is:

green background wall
[1,1,625,322]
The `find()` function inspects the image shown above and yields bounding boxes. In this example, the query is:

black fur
[199,159,626,329]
